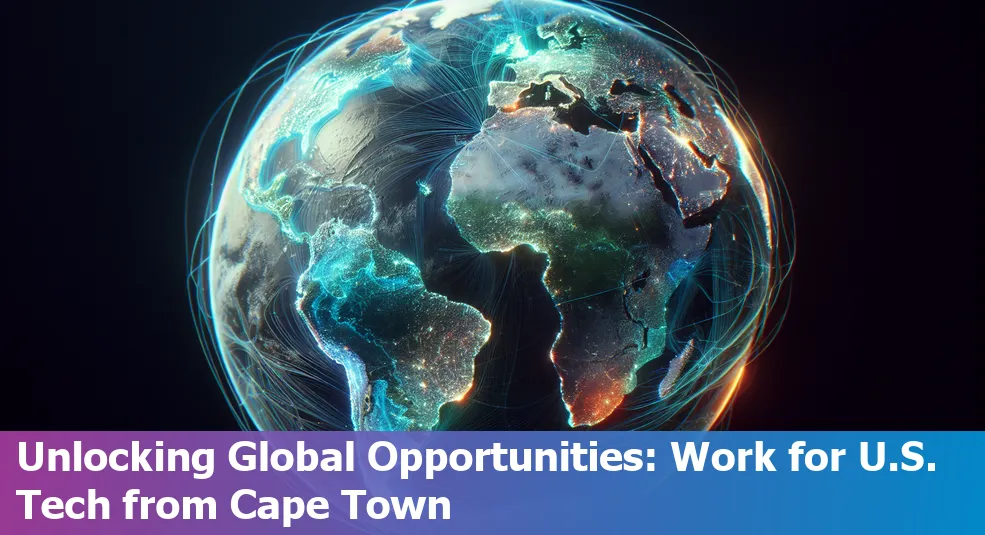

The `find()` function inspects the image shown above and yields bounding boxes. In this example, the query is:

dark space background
[2,0,980,430]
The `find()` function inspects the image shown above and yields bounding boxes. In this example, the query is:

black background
[2,0,981,430]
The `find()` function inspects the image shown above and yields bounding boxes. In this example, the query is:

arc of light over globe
[186,0,793,432]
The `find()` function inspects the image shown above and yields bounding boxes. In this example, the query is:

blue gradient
[1,432,981,533]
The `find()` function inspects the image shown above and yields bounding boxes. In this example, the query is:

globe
[205,0,783,431]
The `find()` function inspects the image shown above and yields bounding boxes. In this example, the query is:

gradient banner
[2,432,981,533]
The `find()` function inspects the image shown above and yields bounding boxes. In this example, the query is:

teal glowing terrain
[205,0,782,431]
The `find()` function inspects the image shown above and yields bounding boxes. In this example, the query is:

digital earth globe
[202,0,787,431]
